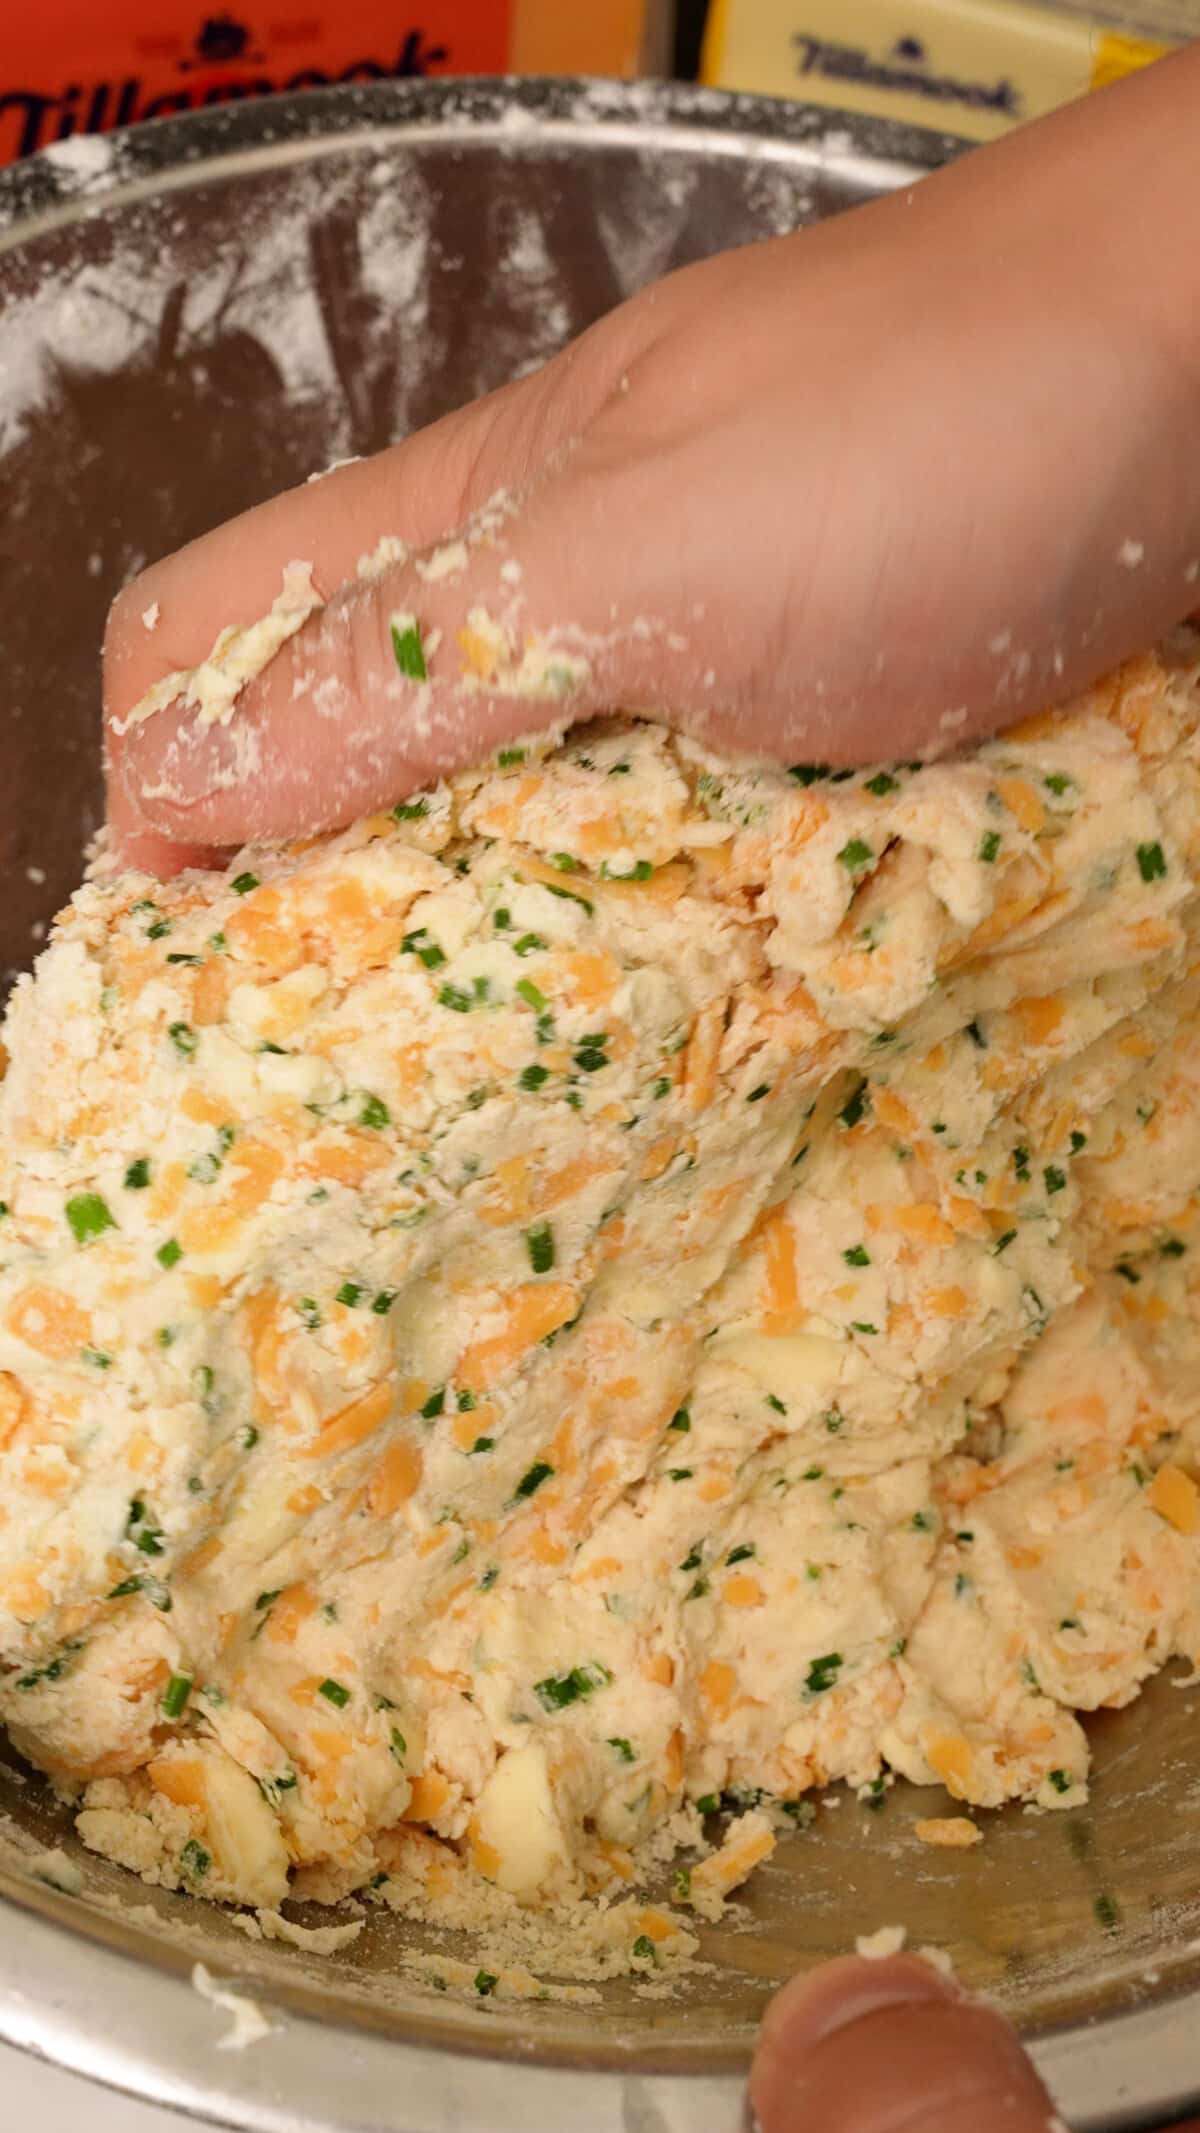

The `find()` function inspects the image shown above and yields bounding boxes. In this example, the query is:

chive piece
[668,1409,691,1434]
[457,1390,477,1411]
[372,1289,397,1314]
[727,1544,756,1565]
[146,918,172,940]
[843,1244,870,1266]
[391,615,428,680]
[392,798,429,821]
[534,1660,612,1711]
[1070,1130,1088,1153]
[1136,841,1166,882]
[850,1322,878,1336]
[864,771,898,796]
[439,984,473,1013]
[519,1062,549,1091]
[66,1192,115,1245]
[239,1425,259,1450]
[161,1671,192,1719]
[1013,1146,1031,1182]
[837,838,873,874]
[966,1019,987,1049]
[1047,1768,1072,1794]
[544,882,594,915]
[1043,1165,1067,1196]
[804,1652,843,1696]
[156,1238,182,1269]
[359,1094,390,1129]
[478,1565,499,1591]
[631,1935,656,1961]
[978,830,1002,863]
[469,1436,495,1454]
[474,1969,498,1997]
[1095,1892,1121,1932]
[574,1044,608,1073]
[766,1394,787,1415]
[123,1158,152,1190]
[551,852,580,872]
[838,1081,868,1129]
[1044,772,1072,796]
[497,747,526,768]
[608,1737,636,1763]
[516,976,546,1012]
[389,1727,407,1762]
[514,1460,554,1500]
[421,1387,446,1419]
[526,1223,555,1274]
[513,932,547,957]
[335,1282,363,1309]
[668,1467,693,1482]
[789,764,830,786]
[180,1839,210,1879]
[695,1794,721,1816]
[672,1868,691,1901]
[680,1547,702,1572]
[746,1083,770,1102]
[599,859,653,882]
[993,1229,1018,1255]
[318,1678,350,1709]
[230,871,259,896]
[81,1346,113,1370]
[1115,1261,1141,1284]
[168,1022,198,1056]
[1161,1237,1187,1258]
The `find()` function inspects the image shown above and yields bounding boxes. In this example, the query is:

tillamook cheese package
[0,0,672,165]
[702,0,1195,140]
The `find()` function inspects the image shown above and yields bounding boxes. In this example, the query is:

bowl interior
[0,75,1197,2122]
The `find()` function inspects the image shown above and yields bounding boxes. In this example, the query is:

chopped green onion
[168,1022,198,1056]
[514,1460,554,1500]
[156,1238,183,1269]
[526,1223,555,1274]
[231,871,259,896]
[391,615,428,680]
[359,1094,390,1129]
[1136,841,1166,881]
[66,1192,115,1245]
[318,1678,350,1709]
[161,1671,192,1719]
[804,1652,843,1696]
[978,830,1002,863]
[837,838,873,874]
[123,1159,151,1190]
[843,1244,870,1267]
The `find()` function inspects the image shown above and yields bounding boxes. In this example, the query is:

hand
[750,1955,1200,2132]
[104,46,1200,876]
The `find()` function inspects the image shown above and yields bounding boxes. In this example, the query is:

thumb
[749,1956,1061,2133]
[105,440,694,857]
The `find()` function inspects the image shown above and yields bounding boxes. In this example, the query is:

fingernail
[749,1956,1054,2133]
[759,1952,958,2059]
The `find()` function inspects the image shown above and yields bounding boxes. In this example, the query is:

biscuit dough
[1,650,1199,1918]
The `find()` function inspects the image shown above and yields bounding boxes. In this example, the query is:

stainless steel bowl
[0,76,1197,2133]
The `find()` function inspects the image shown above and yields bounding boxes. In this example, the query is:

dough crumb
[191,1962,275,2050]
[914,1817,983,1850]
[141,602,159,632]
[1118,539,1145,568]
[856,1924,907,1959]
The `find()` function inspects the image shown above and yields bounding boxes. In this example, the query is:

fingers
[749,1957,1059,2133]
[103,332,629,867]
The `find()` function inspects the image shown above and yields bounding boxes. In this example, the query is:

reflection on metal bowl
[0,74,1195,2133]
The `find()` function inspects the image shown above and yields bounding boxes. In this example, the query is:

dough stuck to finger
[2,648,1200,1957]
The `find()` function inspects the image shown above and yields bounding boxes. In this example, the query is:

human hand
[750,1955,1200,2132]
[104,44,1200,875]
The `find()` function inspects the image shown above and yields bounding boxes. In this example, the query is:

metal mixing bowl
[0,76,1197,2133]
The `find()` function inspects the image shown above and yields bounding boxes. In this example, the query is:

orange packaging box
[0,1,670,164]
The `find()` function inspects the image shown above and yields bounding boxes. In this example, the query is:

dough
[1,649,1199,1916]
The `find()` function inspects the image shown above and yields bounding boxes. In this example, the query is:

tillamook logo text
[792,31,1023,117]
[0,10,501,163]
